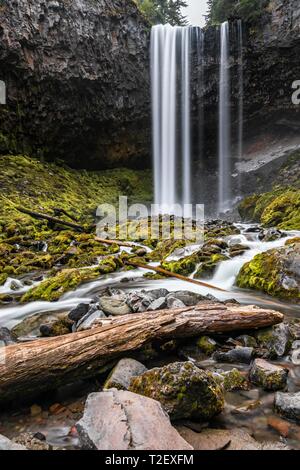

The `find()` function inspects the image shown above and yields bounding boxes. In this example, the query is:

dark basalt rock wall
[191,0,300,206]
[0,0,151,168]
[0,0,299,175]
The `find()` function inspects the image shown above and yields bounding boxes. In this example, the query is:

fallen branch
[0,304,283,405]
[16,207,85,232]
[125,260,227,293]
[95,237,134,248]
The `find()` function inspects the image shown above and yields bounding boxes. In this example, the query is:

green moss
[21,267,101,302]
[239,187,300,230]
[196,336,217,355]
[237,244,300,302]
[0,273,8,286]
[161,254,198,277]
[222,368,250,392]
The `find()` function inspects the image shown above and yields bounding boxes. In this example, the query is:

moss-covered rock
[250,359,288,391]
[196,336,217,355]
[129,361,224,421]
[238,187,300,230]
[161,255,198,277]
[194,254,229,280]
[222,368,250,392]
[255,323,292,358]
[236,243,300,302]
[21,267,101,302]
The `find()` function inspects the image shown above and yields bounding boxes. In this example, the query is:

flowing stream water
[1,225,299,329]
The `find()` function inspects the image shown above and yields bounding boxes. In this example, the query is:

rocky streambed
[0,221,300,451]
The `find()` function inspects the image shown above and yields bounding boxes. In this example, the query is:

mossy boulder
[222,368,250,392]
[194,254,228,280]
[161,255,198,277]
[129,361,224,421]
[238,187,300,230]
[21,268,101,302]
[237,243,300,303]
[250,359,288,391]
[255,324,292,359]
[196,336,218,355]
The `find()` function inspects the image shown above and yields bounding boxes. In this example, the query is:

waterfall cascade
[151,25,193,215]
[151,21,244,216]
[218,21,231,213]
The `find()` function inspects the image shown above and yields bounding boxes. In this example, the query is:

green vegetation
[136,0,188,26]
[237,242,300,303]
[239,187,300,230]
[207,0,269,25]
[0,155,152,290]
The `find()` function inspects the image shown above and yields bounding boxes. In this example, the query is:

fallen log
[0,304,283,405]
[95,237,134,248]
[16,207,85,232]
[125,260,227,293]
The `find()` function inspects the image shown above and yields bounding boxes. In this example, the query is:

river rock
[166,291,206,306]
[259,228,283,242]
[12,312,70,337]
[196,336,217,355]
[13,432,50,451]
[236,334,258,348]
[40,318,73,337]
[145,288,170,300]
[99,295,131,316]
[0,327,17,345]
[250,359,288,391]
[126,292,153,313]
[175,427,268,451]
[76,390,192,450]
[129,361,224,421]
[68,303,90,322]
[166,296,186,309]
[275,392,300,422]
[147,297,167,311]
[76,308,107,331]
[103,358,147,391]
[213,347,254,364]
[0,434,27,450]
[256,323,292,358]
[222,368,250,392]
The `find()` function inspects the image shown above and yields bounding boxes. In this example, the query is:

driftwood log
[0,304,283,405]
[125,260,227,292]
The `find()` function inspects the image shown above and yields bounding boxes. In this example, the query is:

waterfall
[151,21,242,216]
[218,21,231,214]
[181,27,192,209]
[151,25,192,215]
[237,19,244,190]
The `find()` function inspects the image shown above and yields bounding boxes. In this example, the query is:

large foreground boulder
[129,361,224,421]
[76,390,192,450]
